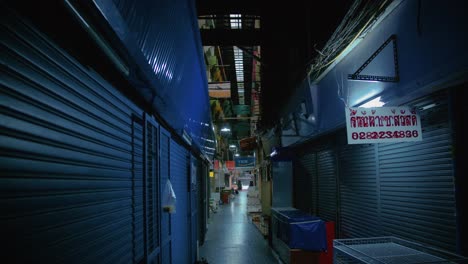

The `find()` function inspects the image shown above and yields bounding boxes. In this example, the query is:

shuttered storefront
[296,153,318,215]
[145,115,160,263]
[159,127,172,264]
[170,140,189,264]
[317,148,338,223]
[378,91,456,251]
[296,142,337,224]
[338,143,380,238]
[190,156,198,264]
[272,161,293,207]
[198,160,208,245]
[0,10,144,263]
[132,117,145,263]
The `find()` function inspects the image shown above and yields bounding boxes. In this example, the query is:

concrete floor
[199,190,279,264]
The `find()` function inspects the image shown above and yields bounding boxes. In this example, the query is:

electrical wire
[307,0,391,81]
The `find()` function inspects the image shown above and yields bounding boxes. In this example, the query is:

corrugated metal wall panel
[0,10,143,264]
[159,127,171,264]
[338,143,380,238]
[108,0,215,152]
[170,140,189,264]
[145,116,160,263]
[378,93,456,251]
[317,149,337,223]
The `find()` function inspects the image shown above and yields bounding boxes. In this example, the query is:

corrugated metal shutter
[198,160,207,245]
[170,140,189,264]
[145,115,160,263]
[0,10,144,264]
[159,127,171,264]
[317,148,338,223]
[190,156,198,264]
[297,153,318,215]
[132,117,145,263]
[378,92,456,251]
[338,142,380,238]
[272,161,293,207]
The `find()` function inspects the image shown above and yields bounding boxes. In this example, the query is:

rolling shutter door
[145,115,160,263]
[0,9,144,264]
[170,140,189,264]
[190,156,198,264]
[378,92,456,251]
[338,143,380,238]
[272,161,293,207]
[317,148,337,223]
[132,117,145,263]
[198,161,207,245]
[159,127,171,264]
[296,153,318,215]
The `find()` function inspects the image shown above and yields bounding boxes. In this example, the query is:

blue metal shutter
[190,156,198,264]
[378,92,456,251]
[0,10,144,264]
[145,115,160,263]
[338,143,380,238]
[170,140,189,264]
[317,148,338,223]
[295,153,317,215]
[272,161,293,207]
[132,117,145,263]
[299,152,318,215]
[159,127,171,264]
[198,160,207,246]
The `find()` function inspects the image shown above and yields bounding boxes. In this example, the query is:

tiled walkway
[199,190,279,264]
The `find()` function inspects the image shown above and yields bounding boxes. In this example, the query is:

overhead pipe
[64,0,129,76]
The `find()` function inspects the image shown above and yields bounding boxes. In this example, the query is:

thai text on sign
[345,106,422,144]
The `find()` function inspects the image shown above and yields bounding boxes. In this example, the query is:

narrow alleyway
[199,190,279,264]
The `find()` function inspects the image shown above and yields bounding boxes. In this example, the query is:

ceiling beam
[235,46,262,63]
[196,0,262,15]
[200,29,262,46]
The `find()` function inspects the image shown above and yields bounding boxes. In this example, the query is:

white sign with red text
[345,106,422,144]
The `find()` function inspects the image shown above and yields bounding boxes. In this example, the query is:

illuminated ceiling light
[200,137,215,143]
[220,127,230,132]
[270,150,277,157]
[360,96,385,108]
[420,103,436,110]
[203,146,215,150]
[229,144,236,148]
[235,153,240,157]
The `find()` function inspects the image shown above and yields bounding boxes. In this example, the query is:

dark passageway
[200,190,278,264]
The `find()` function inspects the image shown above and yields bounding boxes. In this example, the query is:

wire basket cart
[333,236,467,264]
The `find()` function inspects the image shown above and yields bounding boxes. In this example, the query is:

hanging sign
[235,157,255,168]
[226,161,235,171]
[345,106,422,144]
